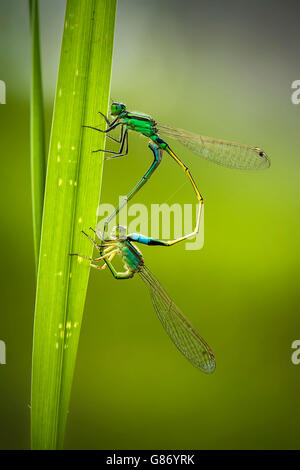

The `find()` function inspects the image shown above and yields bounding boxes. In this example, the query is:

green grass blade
[29,0,46,272]
[31,0,117,449]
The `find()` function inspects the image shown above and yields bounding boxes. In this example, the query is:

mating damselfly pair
[72,102,270,373]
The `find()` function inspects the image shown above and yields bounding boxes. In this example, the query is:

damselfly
[84,102,270,245]
[71,225,216,374]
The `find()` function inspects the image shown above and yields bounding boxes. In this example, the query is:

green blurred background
[1,0,300,449]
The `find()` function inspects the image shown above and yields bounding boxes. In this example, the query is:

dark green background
[0,0,299,449]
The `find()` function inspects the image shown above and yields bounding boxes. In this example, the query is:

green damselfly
[71,225,216,374]
[84,102,270,245]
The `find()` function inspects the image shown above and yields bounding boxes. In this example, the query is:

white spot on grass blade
[58,178,63,186]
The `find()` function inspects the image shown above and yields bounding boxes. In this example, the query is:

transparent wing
[139,264,216,374]
[158,123,270,170]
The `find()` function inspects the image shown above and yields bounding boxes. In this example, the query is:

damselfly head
[111,102,126,116]
[111,225,127,240]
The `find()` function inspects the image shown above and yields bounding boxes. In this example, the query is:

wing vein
[158,123,270,170]
[138,265,216,373]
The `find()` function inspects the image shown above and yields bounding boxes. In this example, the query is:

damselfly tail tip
[253,147,271,169]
